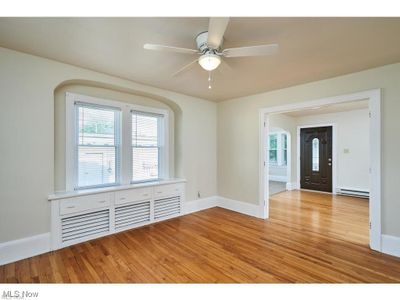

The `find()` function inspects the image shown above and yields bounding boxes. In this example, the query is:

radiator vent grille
[115,201,151,230]
[154,196,181,220]
[61,209,110,242]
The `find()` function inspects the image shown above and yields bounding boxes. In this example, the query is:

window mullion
[120,106,131,185]
[277,134,282,166]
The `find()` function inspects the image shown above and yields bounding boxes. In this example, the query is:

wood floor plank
[1,190,400,283]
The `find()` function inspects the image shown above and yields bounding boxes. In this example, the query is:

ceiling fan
[143,17,279,88]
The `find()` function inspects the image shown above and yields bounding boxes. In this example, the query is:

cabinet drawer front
[60,193,111,215]
[115,187,153,205]
[154,184,183,199]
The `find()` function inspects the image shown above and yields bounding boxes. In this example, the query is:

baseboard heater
[337,188,369,199]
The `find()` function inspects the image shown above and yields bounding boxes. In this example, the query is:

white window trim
[65,92,169,191]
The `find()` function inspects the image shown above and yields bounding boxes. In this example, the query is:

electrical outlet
[343,148,350,154]
[197,191,201,198]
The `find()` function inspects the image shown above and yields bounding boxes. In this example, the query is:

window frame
[268,134,278,165]
[268,131,288,167]
[74,101,122,190]
[65,92,169,191]
[130,110,165,184]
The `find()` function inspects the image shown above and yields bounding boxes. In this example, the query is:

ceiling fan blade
[222,44,279,58]
[207,17,230,49]
[172,58,199,77]
[144,44,200,55]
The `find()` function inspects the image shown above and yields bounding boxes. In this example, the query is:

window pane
[78,146,116,187]
[132,112,162,182]
[78,106,116,146]
[269,150,277,163]
[76,104,119,189]
[132,147,159,181]
[312,138,319,171]
[269,134,277,150]
[132,114,158,147]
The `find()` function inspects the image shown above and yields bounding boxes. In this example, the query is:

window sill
[48,178,186,201]
[269,164,287,168]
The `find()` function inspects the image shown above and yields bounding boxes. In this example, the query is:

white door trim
[258,88,381,251]
[296,123,337,194]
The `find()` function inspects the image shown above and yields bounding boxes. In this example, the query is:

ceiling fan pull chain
[208,71,212,89]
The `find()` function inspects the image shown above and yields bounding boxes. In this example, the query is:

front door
[300,126,332,192]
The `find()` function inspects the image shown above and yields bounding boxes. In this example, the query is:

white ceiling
[0,17,399,102]
[283,99,369,118]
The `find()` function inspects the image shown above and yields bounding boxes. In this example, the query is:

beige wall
[218,63,400,237]
[0,47,217,243]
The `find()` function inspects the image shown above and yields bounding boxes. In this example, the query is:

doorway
[259,89,381,251]
[300,126,332,192]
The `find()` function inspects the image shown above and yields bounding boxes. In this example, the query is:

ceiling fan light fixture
[198,53,221,71]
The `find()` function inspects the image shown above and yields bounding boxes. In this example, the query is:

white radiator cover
[49,181,185,250]
[61,209,110,242]
[154,196,181,220]
[115,201,151,230]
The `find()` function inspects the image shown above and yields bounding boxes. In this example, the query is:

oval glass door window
[312,138,319,171]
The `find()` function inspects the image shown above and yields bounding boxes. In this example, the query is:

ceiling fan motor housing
[195,31,210,52]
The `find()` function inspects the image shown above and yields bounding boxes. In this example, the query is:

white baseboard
[217,196,263,218]
[269,175,287,182]
[184,196,263,219]
[286,182,296,191]
[183,196,218,215]
[0,233,50,266]
[286,182,300,190]
[381,234,400,257]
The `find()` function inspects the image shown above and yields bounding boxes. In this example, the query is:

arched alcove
[53,79,183,191]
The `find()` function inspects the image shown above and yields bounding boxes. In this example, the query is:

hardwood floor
[2,190,400,283]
